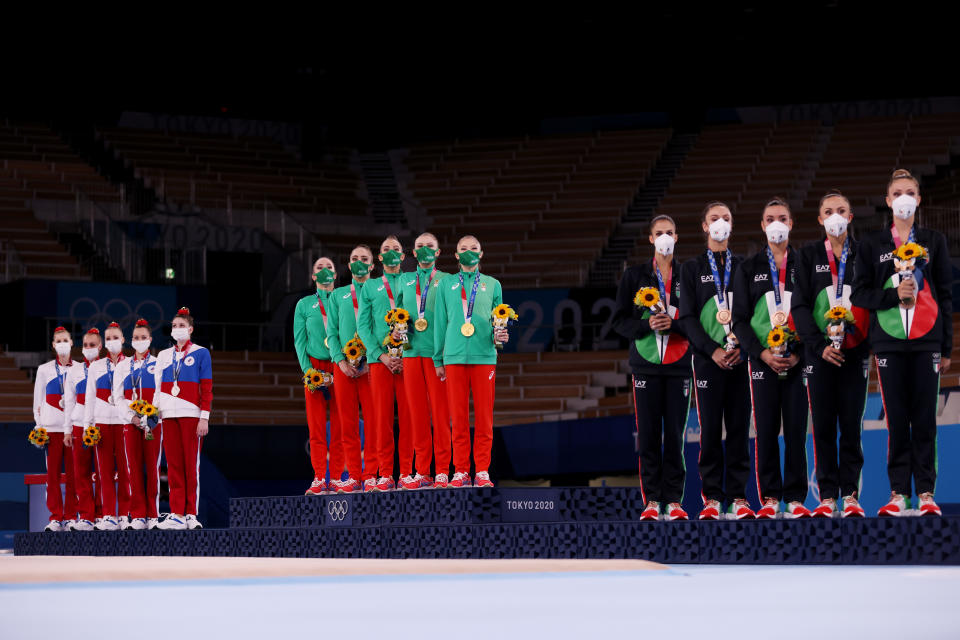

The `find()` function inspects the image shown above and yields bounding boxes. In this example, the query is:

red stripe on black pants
[806,350,868,500]
[693,355,752,504]
[747,359,808,504]
[632,372,688,504]
[162,417,202,516]
[875,351,940,496]
[45,432,77,521]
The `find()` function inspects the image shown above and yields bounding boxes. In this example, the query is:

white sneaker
[147,518,159,530]
[62,519,77,531]
[157,514,187,530]
[118,516,131,530]
[43,521,61,532]
[73,519,94,531]
[95,516,119,531]
[129,518,147,530]
[185,515,203,530]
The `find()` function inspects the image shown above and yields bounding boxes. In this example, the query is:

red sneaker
[878,492,908,517]
[698,500,721,521]
[363,478,379,492]
[304,477,326,496]
[398,475,420,490]
[376,476,396,492]
[474,471,494,488]
[841,495,865,518]
[337,478,360,494]
[811,499,837,519]
[434,473,449,489]
[665,503,688,521]
[449,472,471,488]
[756,497,779,519]
[919,492,942,516]
[785,501,811,519]
[640,501,660,521]
[728,498,756,520]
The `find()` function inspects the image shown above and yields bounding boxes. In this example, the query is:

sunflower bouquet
[892,242,928,305]
[27,426,49,449]
[824,305,856,350]
[634,287,665,314]
[303,368,334,397]
[82,425,101,449]
[384,308,411,346]
[491,304,518,349]
[767,325,799,378]
[343,336,367,369]
[129,399,160,439]
[382,332,408,361]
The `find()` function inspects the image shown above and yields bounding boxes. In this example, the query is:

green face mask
[414,246,437,264]
[349,261,370,277]
[380,249,403,268]
[313,268,335,285]
[457,250,481,267]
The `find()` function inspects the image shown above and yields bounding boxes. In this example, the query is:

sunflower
[384,309,397,323]
[767,326,786,347]
[393,309,410,323]
[634,287,660,309]
[83,435,95,447]
[826,306,847,321]
[143,405,158,417]
[346,346,360,359]
[310,372,323,385]
[894,242,927,261]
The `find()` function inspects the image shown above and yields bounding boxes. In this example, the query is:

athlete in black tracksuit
[851,220,952,515]
[613,254,691,518]
[679,248,753,519]
[731,243,809,517]
[792,235,870,515]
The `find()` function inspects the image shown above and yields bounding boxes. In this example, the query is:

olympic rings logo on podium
[327,500,349,521]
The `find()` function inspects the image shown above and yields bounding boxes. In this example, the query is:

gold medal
[324,337,329,348]
[716,309,732,325]
[772,310,788,326]
[460,322,475,337]
[415,318,428,332]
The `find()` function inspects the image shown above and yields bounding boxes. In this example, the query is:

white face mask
[132,339,152,354]
[654,234,675,256]
[82,347,99,361]
[823,213,848,238]
[765,220,790,244]
[172,327,191,342]
[105,338,123,355]
[708,218,731,242]
[892,194,917,220]
[54,342,72,357]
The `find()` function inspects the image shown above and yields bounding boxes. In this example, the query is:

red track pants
[368,362,412,478]
[94,424,130,518]
[403,356,451,477]
[306,359,342,482]
[163,417,201,516]
[71,425,97,522]
[444,364,496,474]
[44,432,78,522]
[333,365,376,481]
[123,423,164,519]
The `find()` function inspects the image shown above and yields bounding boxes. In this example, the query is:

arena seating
[96,127,368,222]
[0,353,34,422]
[0,121,120,280]
[399,129,672,288]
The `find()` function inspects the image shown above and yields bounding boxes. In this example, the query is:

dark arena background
[3,6,960,637]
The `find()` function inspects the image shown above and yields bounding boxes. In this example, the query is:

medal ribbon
[54,361,67,398]
[350,283,359,321]
[459,271,481,325]
[173,342,190,385]
[765,247,788,316]
[653,259,672,309]
[824,237,849,306]
[417,266,436,321]
[706,249,731,312]
[315,292,329,335]
[890,223,916,249]
[382,275,396,310]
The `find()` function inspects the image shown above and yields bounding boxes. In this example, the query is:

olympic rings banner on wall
[55,282,177,333]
